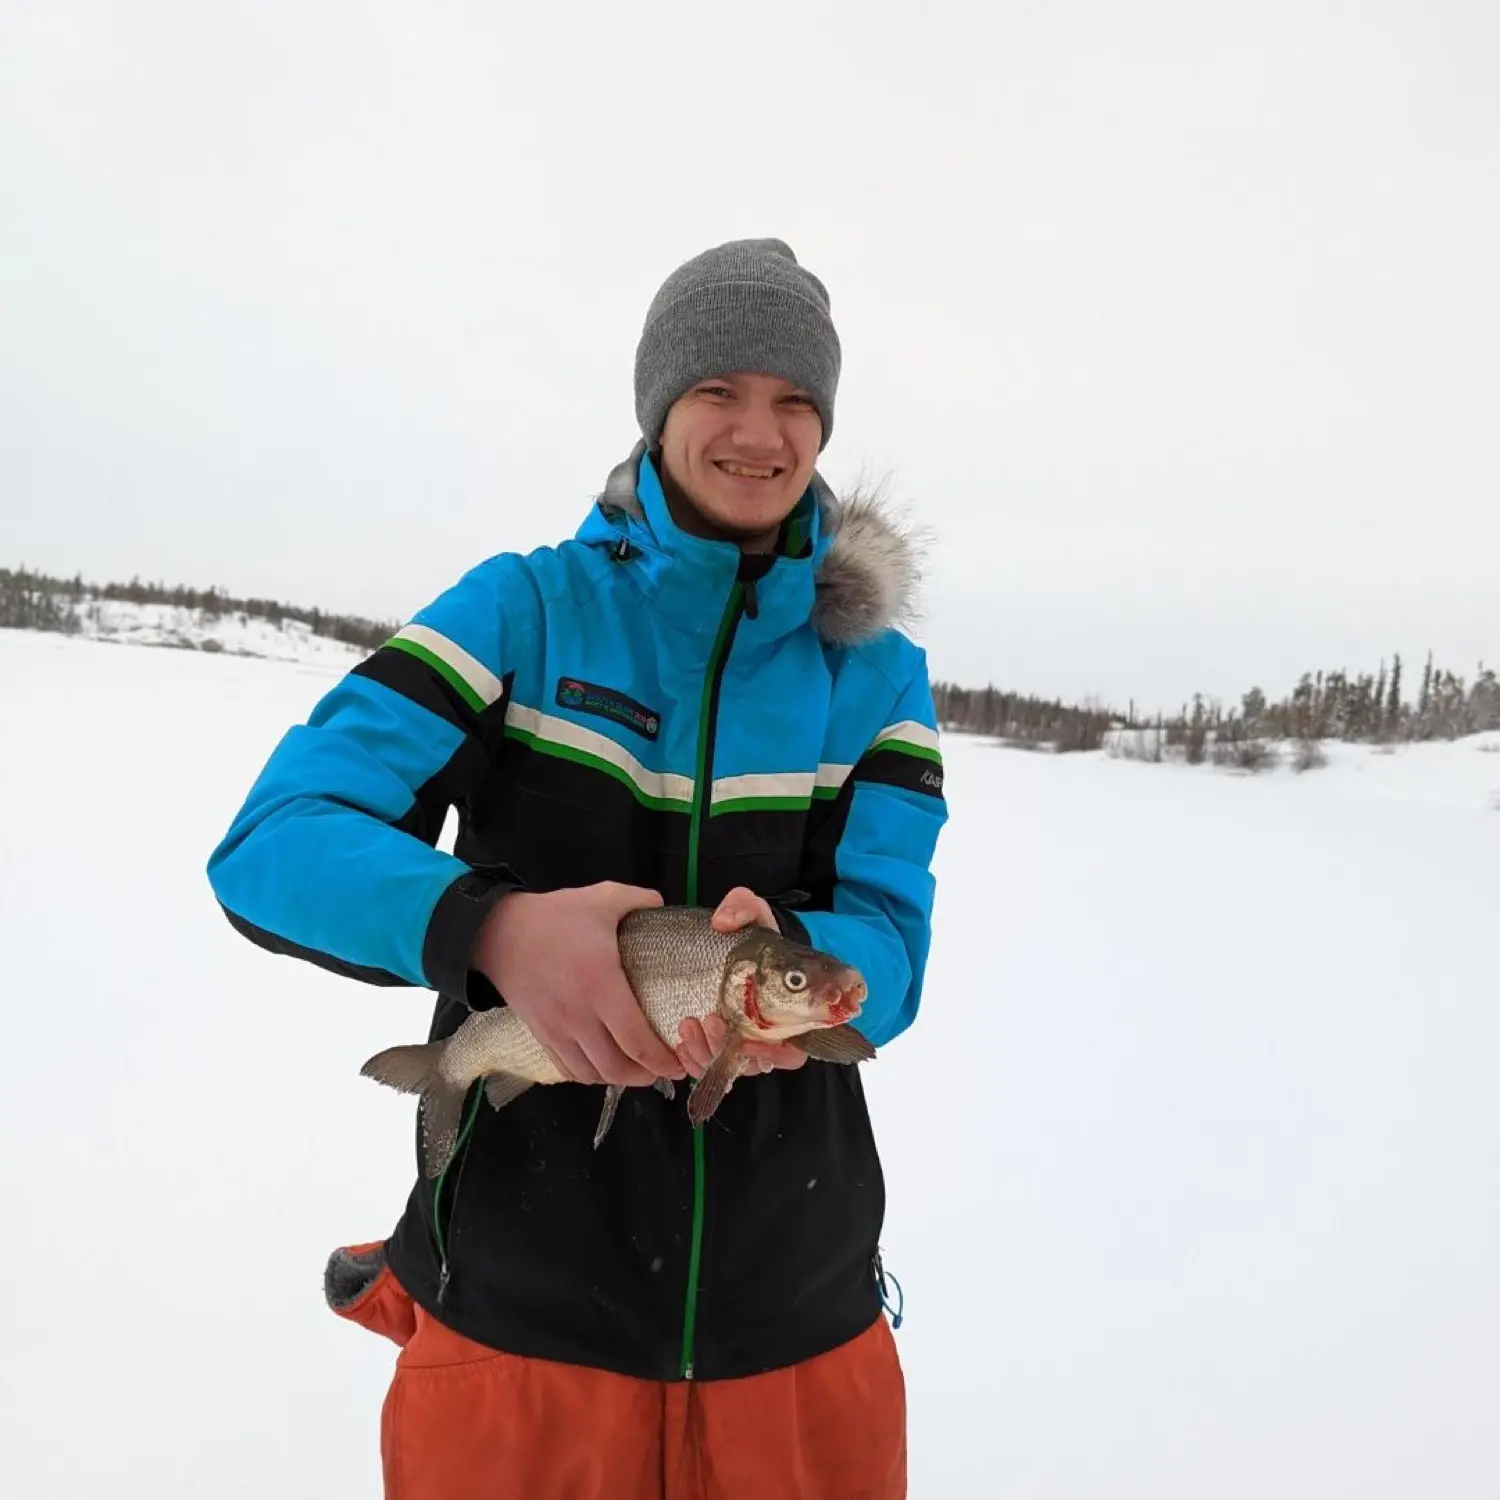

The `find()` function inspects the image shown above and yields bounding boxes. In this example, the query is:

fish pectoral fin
[653,1077,676,1101]
[483,1072,535,1112]
[593,1084,626,1149]
[789,1024,877,1065]
[686,1036,748,1128]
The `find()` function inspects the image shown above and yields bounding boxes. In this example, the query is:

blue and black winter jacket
[208,445,947,1381]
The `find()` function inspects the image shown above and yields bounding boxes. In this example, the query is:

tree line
[7,565,1496,752]
[931,684,1116,753]
[934,650,1500,755]
[0,566,395,651]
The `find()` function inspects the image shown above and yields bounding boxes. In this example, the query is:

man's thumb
[601,881,665,916]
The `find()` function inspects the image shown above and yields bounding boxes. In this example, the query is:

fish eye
[784,969,808,992]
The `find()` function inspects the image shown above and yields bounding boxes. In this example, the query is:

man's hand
[470,881,686,1087]
[675,887,810,1079]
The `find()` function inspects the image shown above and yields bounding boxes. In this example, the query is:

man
[207,238,946,1498]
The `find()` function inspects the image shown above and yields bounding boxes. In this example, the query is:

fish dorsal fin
[790,1024,876,1065]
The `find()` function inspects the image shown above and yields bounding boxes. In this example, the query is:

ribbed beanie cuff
[634,238,841,450]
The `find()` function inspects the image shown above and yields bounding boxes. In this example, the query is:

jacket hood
[581,441,923,647]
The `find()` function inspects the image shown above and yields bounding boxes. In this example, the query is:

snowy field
[3,626,1498,1498]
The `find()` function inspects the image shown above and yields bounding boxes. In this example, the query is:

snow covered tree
[1469,667,1500,732]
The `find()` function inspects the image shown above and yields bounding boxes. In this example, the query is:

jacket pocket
[324,1241,418,1348]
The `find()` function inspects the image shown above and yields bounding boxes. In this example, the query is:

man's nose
[730,401,785,451]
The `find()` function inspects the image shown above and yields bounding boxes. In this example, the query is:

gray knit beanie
[634,238,842,450]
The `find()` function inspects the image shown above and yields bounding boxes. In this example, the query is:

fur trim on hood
[599,443,924,647]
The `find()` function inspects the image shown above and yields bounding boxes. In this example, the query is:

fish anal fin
[789,1024,877,1065]
[686,1036,747,1128]
[483,1072,535,1112]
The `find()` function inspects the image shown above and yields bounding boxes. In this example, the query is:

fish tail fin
[360,1041,444,1096]
[416,1076,472,1181]
[361,1043,468,1179]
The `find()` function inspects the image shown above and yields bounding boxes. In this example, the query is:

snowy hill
[3,628,1498,1498]
[62,596,371,669]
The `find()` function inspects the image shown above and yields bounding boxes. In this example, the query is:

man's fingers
[550,1036,605,1086]
[675,1019,714,1076]
[594,980,681,1080]
[604,997,684,1080]
[577,1021,658,1088]
[742,1039,810,1071]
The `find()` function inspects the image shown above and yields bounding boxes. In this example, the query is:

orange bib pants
[334,1243,907,1500]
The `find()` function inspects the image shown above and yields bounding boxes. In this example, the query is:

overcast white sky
[2,1,1496,712]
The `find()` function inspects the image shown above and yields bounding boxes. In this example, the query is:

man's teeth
[717,462,779,479]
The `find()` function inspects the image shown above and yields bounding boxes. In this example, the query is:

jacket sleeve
[205,555,528,1003]
[784,647,947,1048]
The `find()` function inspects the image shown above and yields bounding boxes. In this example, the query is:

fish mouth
[821,970,867,1025]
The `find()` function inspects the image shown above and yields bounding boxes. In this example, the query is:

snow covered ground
[3,627,1497,1498]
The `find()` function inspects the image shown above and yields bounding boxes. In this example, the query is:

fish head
[722,932,868,1040]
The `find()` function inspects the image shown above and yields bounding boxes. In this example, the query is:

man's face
[656,373,823,547]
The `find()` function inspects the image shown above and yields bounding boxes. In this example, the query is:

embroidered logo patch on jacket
[555,677,662,741]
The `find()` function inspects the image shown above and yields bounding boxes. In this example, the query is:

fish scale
[616,906,751,1041]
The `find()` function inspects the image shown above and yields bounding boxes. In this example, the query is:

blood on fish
[827,988,859,1024]
[743,973,773,1030]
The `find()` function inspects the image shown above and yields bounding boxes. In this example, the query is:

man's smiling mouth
[714,460,783,480]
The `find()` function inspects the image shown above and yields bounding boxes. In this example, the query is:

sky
[2,0,1497,714]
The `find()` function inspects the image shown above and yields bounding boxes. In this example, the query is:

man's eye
[699,385,734,399]
[782,394,816,408]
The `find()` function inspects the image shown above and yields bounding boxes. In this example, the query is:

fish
[360,905,875,1178]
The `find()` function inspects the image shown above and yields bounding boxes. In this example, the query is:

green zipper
[431,1081,486,1300]
[678,580,745,1379]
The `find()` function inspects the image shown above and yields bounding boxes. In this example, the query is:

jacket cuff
[422,867,523,1003]
[464,969,505,1012]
